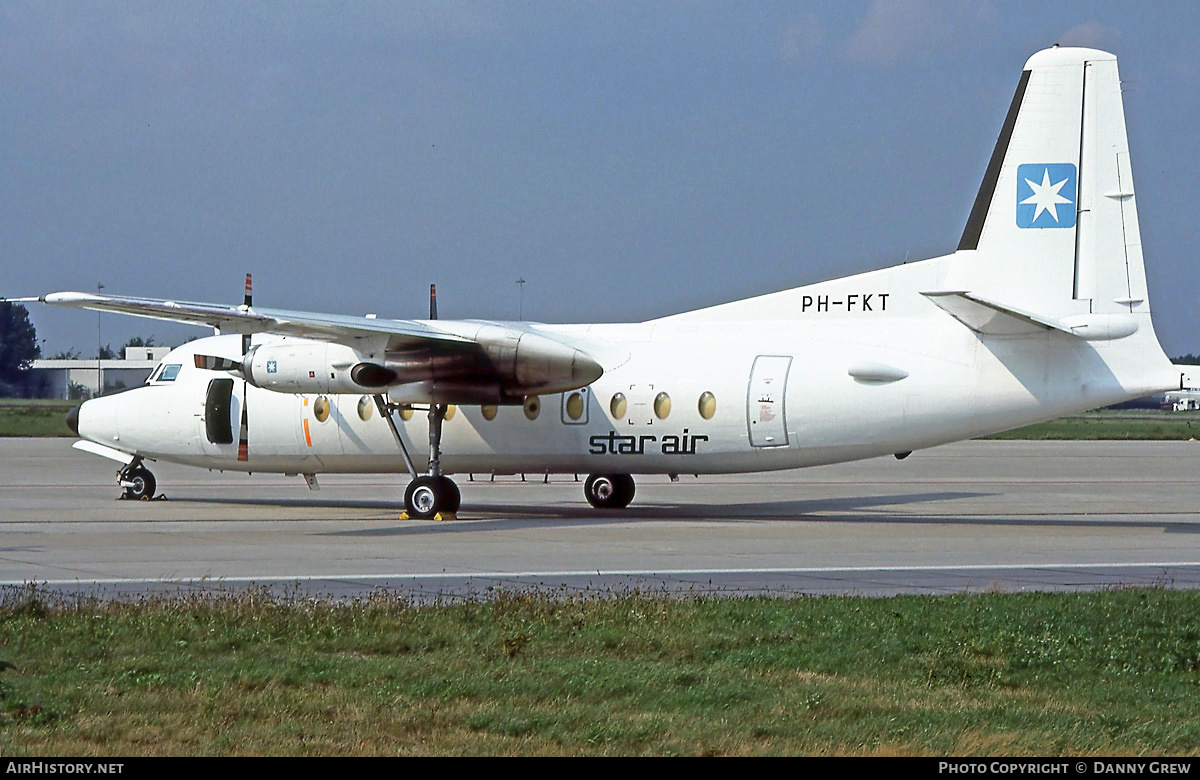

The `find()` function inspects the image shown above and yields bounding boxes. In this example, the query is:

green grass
[0,400,75,437]
[986,410,1200,440]
[1,586,1199,756]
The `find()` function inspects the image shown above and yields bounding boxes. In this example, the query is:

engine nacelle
[244,339,378,394]
[239,329,603,402]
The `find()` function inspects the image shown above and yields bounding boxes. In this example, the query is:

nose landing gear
[118,458,157,500]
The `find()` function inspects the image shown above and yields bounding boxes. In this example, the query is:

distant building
[28,346,171,399]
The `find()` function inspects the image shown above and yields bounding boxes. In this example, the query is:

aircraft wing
[32,292,473,348]
[17,291,603,402]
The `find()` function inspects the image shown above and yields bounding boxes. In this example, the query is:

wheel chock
[399,511,459,521]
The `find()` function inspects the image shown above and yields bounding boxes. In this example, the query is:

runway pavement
[2,437,1200,600]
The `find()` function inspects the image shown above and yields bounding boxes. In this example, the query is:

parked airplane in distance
[11,47,1181,519]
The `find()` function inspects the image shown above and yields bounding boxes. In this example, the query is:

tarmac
[2,437,1200,600]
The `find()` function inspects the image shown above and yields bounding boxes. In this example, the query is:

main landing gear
[118,457,157,500]
[583,473,635,509]
[374,396,638,516]
[375,396,461,519]
[404,475,460,517]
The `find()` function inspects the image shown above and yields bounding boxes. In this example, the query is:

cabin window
[314,396,331,423]
[610,393,627,419]
[565,392,585,421]
[481,405,498,420]
[524,395,541,420]
[654,392,672,420]
[698,391,716,420]
[398,404,414,421]
[357,396,374,421]
[158,364,182,382]
[444,404,457,421]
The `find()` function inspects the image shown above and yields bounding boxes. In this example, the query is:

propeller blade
[429,283,438,320]
[237,389,249,462]
[242,273,252,355]
[193,354,243,372]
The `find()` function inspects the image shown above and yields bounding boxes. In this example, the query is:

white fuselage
[75,291,1173,479]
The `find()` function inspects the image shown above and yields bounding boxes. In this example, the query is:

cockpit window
[157,364,183,382]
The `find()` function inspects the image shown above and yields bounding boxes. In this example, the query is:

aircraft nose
[65,404,80,435]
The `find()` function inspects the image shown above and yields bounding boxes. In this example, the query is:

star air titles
[588,429,709,456]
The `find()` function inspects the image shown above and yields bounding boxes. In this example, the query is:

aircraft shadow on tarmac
[159,488,1200,538]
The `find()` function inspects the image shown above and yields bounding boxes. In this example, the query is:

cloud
[778,14,824,63]
[1055,21,1119,49]
[844,0,996,67]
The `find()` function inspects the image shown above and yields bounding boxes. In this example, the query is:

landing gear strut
[118,458,156,500]
[375,396,461,519]
[584,473,635,509]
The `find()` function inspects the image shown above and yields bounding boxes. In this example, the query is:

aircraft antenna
[515,277,526,320]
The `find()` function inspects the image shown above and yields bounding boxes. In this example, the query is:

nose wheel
[118,459,157,501]
[584,473,635,509]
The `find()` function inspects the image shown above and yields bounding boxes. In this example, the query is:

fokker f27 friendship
[13,47,1182,518]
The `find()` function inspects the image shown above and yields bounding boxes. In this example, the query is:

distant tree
[0,302,41,394]
[48,348,81,360]
[122,335,156,349]
[1171,353,1200,365]
[97,344,116,360]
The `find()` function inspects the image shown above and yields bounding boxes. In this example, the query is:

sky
[3,1,1198,357]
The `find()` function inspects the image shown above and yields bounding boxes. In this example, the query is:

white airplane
[12,46,1183,519]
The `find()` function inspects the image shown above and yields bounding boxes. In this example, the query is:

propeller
[429,283,438,320]
[237,273,252,462]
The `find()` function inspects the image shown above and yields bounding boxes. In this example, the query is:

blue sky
[3,1,1198,356]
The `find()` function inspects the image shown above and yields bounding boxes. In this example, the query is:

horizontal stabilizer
[923,291,1139,341]
[922,291,1069,336]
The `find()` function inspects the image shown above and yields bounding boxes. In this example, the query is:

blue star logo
[266,360,277,374]
[1016,163,1076,228]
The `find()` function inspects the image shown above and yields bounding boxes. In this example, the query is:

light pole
[96,282,104,397]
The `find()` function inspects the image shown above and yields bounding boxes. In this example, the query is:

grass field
[1,586,1199,756]
[0,400,76,437]
[986,410,1200,440]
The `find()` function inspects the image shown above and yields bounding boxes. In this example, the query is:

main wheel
[124,468,156,501]
[436,475,461,513]
[584,473,635,509]
[405,475,460,518]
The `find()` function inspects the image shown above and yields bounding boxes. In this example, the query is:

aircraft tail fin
[949,46,1148,318]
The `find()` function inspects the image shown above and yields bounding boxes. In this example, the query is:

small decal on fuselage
[589,429,709,456]
[800,293,889,313]
[266,360,277,373]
